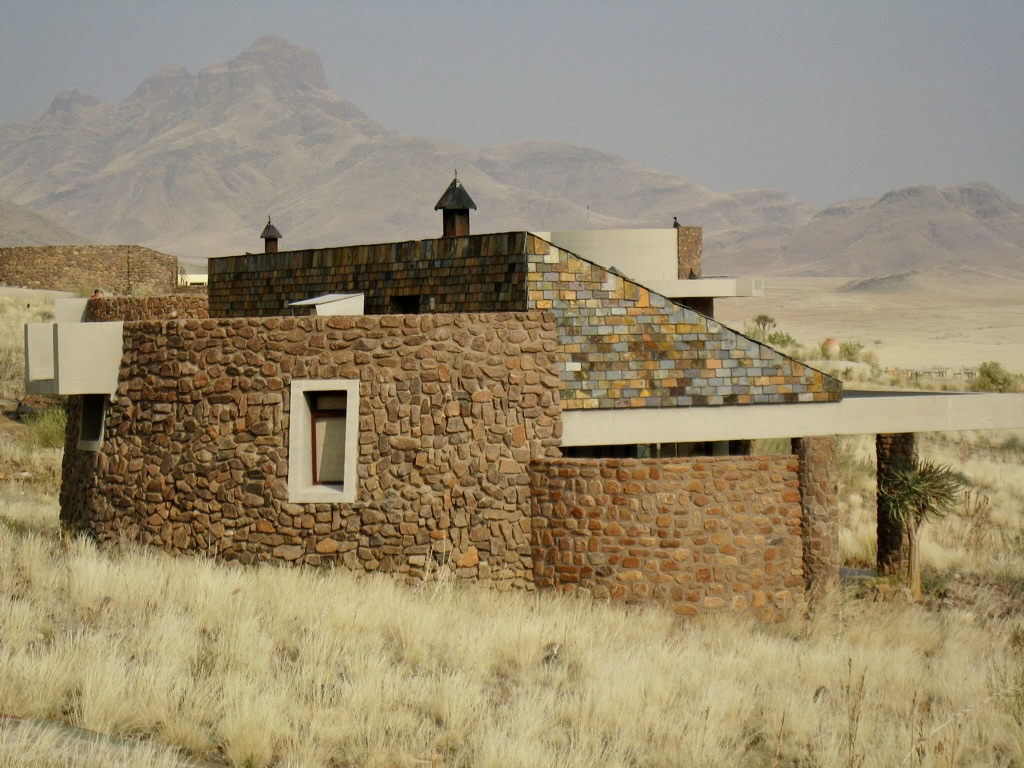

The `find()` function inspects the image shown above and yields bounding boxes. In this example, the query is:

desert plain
[714,269,1024,374]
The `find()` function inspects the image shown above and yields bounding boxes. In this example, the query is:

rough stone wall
[86,295,209,322]
[60,312,562,588]
[530,455,804,619]
[876,432,915,574]
[676,226,702,279]
[207,233,530,317]
[794,436,839,596]
[526,240,841,410]
[0,245,177,295]
[206,230,838,414]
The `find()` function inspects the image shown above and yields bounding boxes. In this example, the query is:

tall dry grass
[837,429,1024,583]
[0,292,1023,765]
[1,460,1024,767]
[0,294,55,402]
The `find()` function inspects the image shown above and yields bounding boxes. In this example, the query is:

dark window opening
[79,394,106,450]
[308,392,347,485]
[390,295,421,314]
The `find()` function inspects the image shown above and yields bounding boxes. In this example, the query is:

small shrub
[20,405,67,450]
[839,341,864,362]
[971,361,1021,393]
[765,330,797,348]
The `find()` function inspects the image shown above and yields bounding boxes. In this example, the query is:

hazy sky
[2,0,1022,207]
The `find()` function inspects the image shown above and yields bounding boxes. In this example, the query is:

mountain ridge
[1,36,1021,278]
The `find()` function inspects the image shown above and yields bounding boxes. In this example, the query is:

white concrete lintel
[561,390,1024,446]
[645,277,764,299]
[25,322,124,396]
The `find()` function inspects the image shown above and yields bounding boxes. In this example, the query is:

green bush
[765,330,797,348]
[21,405,68,450]
[839,341,864,362]
[970,361,1021,393]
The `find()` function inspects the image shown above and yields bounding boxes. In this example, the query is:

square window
[288,380,359,503]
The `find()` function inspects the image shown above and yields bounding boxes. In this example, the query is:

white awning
[560,390,1024,446]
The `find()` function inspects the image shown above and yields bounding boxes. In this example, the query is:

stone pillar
[676,226,702,279]
[876,433,916,574]
[793,436,839,598]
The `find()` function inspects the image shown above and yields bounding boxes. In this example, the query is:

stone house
[26,180,1024,619]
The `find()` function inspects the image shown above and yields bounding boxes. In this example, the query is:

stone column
[793,436,839,598]
[876,433,916,574]
[676,226,702,279]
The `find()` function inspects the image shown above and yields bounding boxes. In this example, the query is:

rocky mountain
[0,198,88,246]
[0,36,1021,279]
[711,182,1024,277]
[0,36,813,262]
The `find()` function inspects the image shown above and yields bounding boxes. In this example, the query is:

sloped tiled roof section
[523,234,841,410]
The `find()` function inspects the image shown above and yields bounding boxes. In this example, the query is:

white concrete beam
[561,390,1024,446]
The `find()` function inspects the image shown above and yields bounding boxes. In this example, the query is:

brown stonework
[0,245,177,295]
[86,295,209,322]
[676,226,702,279]
[530,455,804,620]
[208,233,531,318]
[877,433,915,574]
[60,311,562,589]
[207,232,840,414]
[794,436,839,597]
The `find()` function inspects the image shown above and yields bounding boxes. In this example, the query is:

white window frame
[288,379,360,503]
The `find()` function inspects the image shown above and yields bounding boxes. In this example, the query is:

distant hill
[0,36,815,261]
[0,198,88,246]
[0,35,1021,279]
[711,182,1024,277]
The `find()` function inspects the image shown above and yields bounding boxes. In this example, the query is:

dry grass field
[0,284,1022,767]
[714,270,1024,372]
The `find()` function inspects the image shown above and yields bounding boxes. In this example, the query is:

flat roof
[560,390,1024,446]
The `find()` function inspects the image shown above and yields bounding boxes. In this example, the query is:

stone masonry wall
[86,295,209,322]
[61,311,562,589]
[794,436,839,596]
[530,455,804,620]
[676,225,702,279]
[524,236,841,410]
[0,245,177,295]
[207,233,530,317]
[207,231,838,414]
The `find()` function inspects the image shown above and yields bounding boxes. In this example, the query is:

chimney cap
[261,217,282,240]
[434,177,477,211]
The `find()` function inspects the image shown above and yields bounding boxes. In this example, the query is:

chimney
[434,177,477,237]
[261,217,282,254]
[675,223,702,279]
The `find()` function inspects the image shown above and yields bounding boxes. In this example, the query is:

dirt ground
[714,273,1024,373]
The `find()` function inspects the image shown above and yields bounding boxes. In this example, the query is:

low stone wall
[61,311,562,589]
[530,456,804,619]
[0,245,177,295]
[86,295,209,322]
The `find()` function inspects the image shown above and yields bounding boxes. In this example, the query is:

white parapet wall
[25,321,124,396]
[535,229,763,300]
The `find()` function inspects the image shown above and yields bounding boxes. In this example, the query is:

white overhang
[25,322,124,396]
[560,390,1024,446]
[287,293,365,316]
[644,277,764,299]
